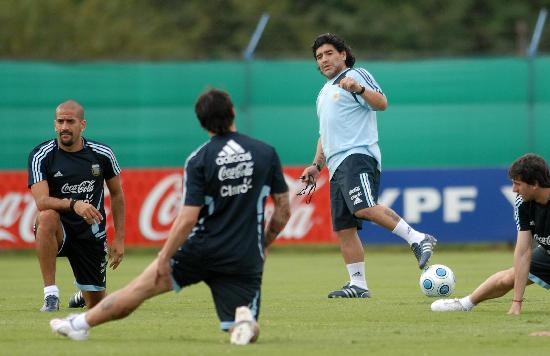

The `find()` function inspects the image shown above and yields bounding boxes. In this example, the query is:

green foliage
[1,0,549,60]
[2,247,550,355]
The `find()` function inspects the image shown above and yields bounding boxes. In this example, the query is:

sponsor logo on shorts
[349,186,363,205]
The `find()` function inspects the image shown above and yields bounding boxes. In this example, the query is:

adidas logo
[219,139,245,156]
[351,272,362,277]
[215,139,252,165]
[53,171,63,177]
[353,197,363,205]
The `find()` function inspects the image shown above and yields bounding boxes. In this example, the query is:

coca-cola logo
[0,192,38,243]
[218,162,254,181]
[1,169,330,248]
[139,173,182,241]
[137,172,324,242]
[61,181,95,194]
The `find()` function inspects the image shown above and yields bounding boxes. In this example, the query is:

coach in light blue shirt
[300,33,437,299]
[316,56,383,179]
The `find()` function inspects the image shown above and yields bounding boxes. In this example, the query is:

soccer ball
[419,264,455,297]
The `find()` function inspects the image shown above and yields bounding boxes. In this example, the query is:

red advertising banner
[0,168,337,249]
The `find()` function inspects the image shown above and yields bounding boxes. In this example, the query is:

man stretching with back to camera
[50,89,291,345]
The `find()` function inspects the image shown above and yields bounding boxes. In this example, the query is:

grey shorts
[529,245,550,289]
[330,154,380,231]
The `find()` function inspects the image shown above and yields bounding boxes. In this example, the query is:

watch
[354,86,365,95]
[312,163,322,172]
[69,198,78,212]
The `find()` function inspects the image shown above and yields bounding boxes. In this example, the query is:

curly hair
[508,153,550,187]
[194,89,235,135]
[311,33,355,68]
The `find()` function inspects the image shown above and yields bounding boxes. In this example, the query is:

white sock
[346,262,368,290]
[44,285,59,299]
[72,313,91,331]
[459,296,475,310]
[392,219,424,245]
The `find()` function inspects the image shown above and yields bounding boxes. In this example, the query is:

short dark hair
[311,33,355,68]
[508,153,550,187]
[194,89,235,135]
[56,100,84,120]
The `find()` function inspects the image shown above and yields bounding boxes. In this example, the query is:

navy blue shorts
[57,222,108,292]
[529,245,550,289]
[170,243,262,331]
[330,154,380,231]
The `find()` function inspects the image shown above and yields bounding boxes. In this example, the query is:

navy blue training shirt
[28,138,121,240]
[182,132,288,273]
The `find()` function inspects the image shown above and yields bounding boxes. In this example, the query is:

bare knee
[354,206,377,220]
[495,268,515,289]
[36,210,61,235]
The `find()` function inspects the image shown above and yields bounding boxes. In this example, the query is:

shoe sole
[328,287,370,298]
[40,305,59,312]
[230,321,255,345]
[50,319,89,341]
[430,300,467,312]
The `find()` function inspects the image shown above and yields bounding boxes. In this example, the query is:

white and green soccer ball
[419,264,456,297]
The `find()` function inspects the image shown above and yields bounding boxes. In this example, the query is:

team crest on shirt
[332,91,340,101]
[91,164,101,176]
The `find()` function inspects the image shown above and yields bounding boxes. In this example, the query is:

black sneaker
[411,234,437,269]
[40,295,59,312]
[68,290,86,308]
[328,283,370,298]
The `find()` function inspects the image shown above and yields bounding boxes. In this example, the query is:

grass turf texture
[1,245,550,355]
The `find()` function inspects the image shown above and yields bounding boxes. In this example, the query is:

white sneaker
[229,306,258,345]
[431,298,469,312]
[50,314,89,341]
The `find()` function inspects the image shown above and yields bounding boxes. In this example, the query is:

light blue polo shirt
[316,67,384,179]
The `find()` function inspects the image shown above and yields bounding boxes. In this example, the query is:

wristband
[354,86,365,95]
[312,163,322,172]
[69,198,78,213]
[512,299,524,303]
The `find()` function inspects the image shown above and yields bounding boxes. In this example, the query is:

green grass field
[2,245,550,355]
